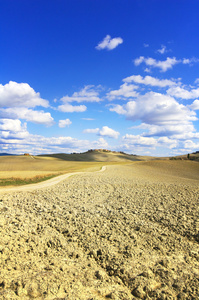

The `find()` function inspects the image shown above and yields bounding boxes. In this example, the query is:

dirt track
[0,161,199,299]
[0,166,106,194]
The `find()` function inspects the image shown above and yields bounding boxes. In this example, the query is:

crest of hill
[170,151,199,162]
[38,149,151,162]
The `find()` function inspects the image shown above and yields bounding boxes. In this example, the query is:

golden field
[0,151,149,186]
[0,152,199,299]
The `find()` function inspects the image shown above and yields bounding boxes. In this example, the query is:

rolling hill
[38,149,155,162]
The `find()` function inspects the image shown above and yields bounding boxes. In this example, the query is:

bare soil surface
[0,161,199,299]
[0,166,106,193]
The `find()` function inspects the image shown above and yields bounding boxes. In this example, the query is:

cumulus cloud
[134,56,199,72]
[120,134,180,153]
[134,56,145,66]
[61,86,102,103]
[58,86,102,113]
[134,56,180,72]
[0,119,26,132]
[59,119,72,128]
[110,92,196,126]
[167,86,199,99]
[58,103,87,113]
[106,83,139,100]
[0,107,54,126]
[40,135,109,153]
[0,81,54,128]
[99,126,120,139]
[0,125,109,155]
[157,136,178,149]
[83,126,120,139]
[182,57,199,64]
[122,134,157,147]
[96,35,123,50]
[0,81,49,108]
[183,140,199,150]
[188,100,199,110]
[133,123,195,139]
[123,75,177,87]
[83,128,100,134]
[0,119,29,142]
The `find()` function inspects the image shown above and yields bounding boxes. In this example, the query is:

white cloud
[134,56,199,72]
[182,57,199,64]
[188,100,199,110]
[84,126,120,139]
[83,128,100,134]
[134,56,180,72]
[106,83,139,100]
[122,134,157,147]
[82,118,95,121]
[99,126,120,139]
[143,43,149,48]
[172,131,199,140]
[110,92,196,126]
[194,78,199,85]
[123,75,176,87]
[144,68,151,73]
[133,123,195,139]
[23,110,54,126]
[157,137,178,149]
[96,35,123,50]
[145,57,179,72]
[182,58,190,64]
[120,134,179,154]
[61,85,102,103]
[0,119,29,142]
[0,119,25,132]
[183,140,199,150]
[167,86,199,99]
[0,81,49,108]
[0,81,54,128]
[58,103,87,113]
[0,107,54,126]
[134,56,145,66]
[59,119,72,128]
[0,125,109,155]
[157,45,167,54]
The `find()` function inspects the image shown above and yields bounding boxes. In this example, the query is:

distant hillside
[169,151,199,162]
[0,153,15,156]
[38,149,151,162]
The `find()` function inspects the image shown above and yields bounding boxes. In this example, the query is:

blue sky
[1,0,199,156]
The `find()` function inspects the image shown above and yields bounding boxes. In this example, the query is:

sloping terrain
[0,155,106,182]
[0,160,198,299]
[38,150,150,162]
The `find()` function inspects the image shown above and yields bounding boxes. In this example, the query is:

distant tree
[187,153,190,160]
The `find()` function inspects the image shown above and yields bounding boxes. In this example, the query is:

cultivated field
[0,151,152,187]
[0,155,111,186]
[0,158,199,299]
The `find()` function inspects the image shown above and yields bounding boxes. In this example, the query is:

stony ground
[0,162,199,299]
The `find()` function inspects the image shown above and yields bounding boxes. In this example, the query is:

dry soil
[0,161,199,299]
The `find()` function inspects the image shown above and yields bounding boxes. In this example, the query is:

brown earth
[0,160,199,299]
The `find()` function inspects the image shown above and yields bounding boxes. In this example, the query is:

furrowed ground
[0,160,198,299]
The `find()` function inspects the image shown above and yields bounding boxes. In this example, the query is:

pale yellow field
[0,160,198,299]
[0,155,123,180]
